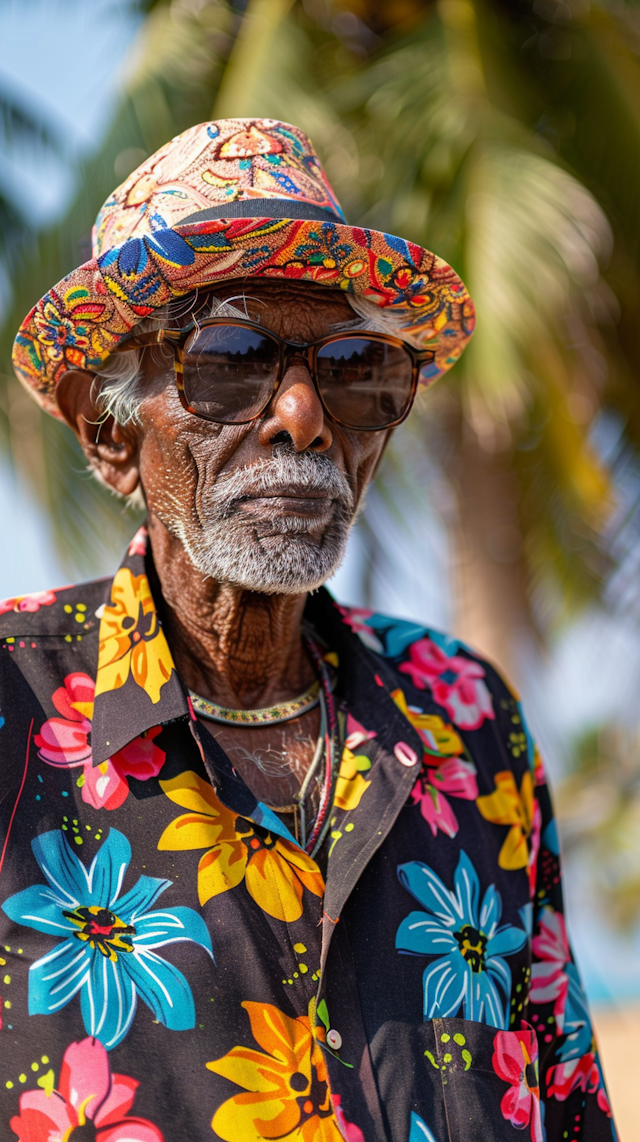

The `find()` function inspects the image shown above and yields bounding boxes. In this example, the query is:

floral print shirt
[0,527,616,1142]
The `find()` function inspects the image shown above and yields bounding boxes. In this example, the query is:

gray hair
[92,289,415,430]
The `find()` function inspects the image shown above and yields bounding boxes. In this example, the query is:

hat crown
[93,118,345,257]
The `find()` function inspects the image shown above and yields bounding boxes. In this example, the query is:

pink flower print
[82,757,130,811]
[337,606,383,652]
[432,756,479,799]
[527,798,542,895]
[597,1084,613,1117]
[399,638,494,730]
[332,1094,365,1142]
[9,1035,163,1141]
[128,525,149,557]
[344,711,377,752]
[546,1052,600,1102]
[533,743,547,787]
[411,756,478,838]
[82,729,167,811]
[492,1025,543,1142]
[35,672,165,810]
[0,589,57,615]
[35,672,94,766]
[411,778,459,837]
[530,907,570,1032]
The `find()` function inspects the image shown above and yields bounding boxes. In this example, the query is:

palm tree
[3,0,640,684]
[210,0,640,677]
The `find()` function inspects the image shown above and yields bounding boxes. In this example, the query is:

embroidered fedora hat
[13,118,475,419]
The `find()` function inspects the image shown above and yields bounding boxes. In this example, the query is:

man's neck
[147,514,315,709]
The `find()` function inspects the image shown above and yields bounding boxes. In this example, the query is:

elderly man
[1,120,614,1142]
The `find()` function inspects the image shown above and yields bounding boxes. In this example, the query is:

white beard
[163,448,356,594]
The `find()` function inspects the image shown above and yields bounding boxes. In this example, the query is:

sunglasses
[114,317,436,432]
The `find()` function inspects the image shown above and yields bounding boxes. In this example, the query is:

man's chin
[185,529,349,595]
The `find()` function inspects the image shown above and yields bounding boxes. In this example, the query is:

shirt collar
[91,525,427,773]
[91,526,188,765]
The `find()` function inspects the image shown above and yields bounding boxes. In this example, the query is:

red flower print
[10,1035,163,1141]
[0,590,57,615]
[35,672,165,810]
[546,1053,600,1101]
[492,1025,543,1142]
[399,638,494,730]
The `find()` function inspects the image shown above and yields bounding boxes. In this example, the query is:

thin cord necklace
[189,637,341,858]
[302,637,341,857]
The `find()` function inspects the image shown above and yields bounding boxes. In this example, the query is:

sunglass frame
[113,316,436,431]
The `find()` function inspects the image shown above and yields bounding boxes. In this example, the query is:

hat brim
[13,216,475,420]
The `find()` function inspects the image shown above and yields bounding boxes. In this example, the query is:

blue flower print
[558,961,595,1062]
[409,1112,439,1142]
[2,827,213,1049]
[396,851,527,1029]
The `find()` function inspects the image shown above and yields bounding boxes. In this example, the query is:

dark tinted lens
[316,337,413,429]
[182,323,279,423]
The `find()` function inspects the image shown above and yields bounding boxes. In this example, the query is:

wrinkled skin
[56,280,392,808]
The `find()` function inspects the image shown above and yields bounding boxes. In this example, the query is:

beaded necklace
[188,678,320,725]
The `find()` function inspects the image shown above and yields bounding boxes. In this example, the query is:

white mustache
[208,449,355,516]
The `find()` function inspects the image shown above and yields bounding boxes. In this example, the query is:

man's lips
[237,491,333,515]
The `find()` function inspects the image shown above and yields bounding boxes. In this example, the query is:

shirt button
[394,741,418,767]
[326,1028,342,1051]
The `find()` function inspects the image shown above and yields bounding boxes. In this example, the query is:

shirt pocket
[369,1017,544,1142]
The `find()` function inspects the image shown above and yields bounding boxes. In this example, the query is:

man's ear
[55,369,141,497]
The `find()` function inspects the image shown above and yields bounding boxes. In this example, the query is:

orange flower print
[158,772,324,922]
[207,1001,344,1142]
[95,567,174,703]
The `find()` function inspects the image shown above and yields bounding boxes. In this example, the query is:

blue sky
[0,0,141,222]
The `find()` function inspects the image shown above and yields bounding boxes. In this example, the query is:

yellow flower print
[95,567,174,703]
[207,1001,343,1142]
[476,770,535,869]
[334,747,371,811]
[391,688,464,756]
[158,771,324,922]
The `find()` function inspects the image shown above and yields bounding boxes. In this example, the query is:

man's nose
[257,363,333,452]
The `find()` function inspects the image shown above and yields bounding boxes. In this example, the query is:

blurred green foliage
[559,721,640,931]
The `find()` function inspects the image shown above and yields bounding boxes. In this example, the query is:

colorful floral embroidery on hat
[12,118,474,417]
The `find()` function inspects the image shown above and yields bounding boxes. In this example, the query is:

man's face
[131,280,391,593]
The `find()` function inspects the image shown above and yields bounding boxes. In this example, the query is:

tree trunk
[449,414,533,685]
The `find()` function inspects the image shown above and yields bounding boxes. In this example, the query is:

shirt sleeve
[527,746,618,1141]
